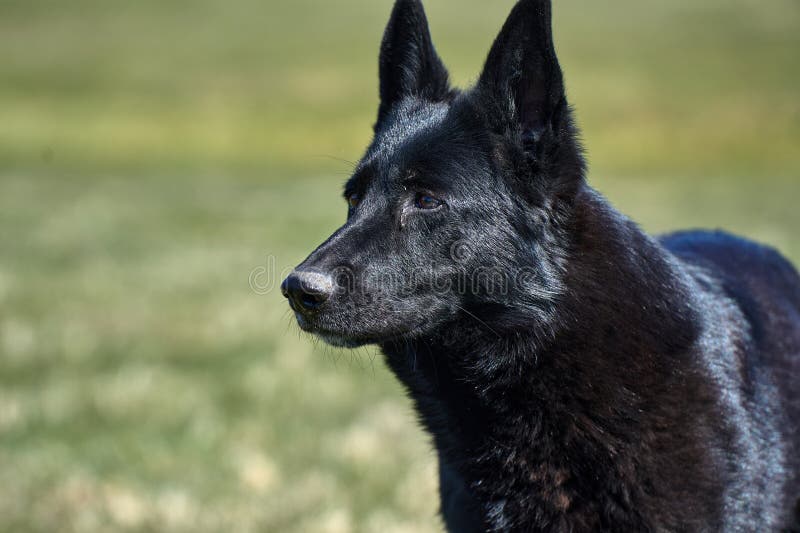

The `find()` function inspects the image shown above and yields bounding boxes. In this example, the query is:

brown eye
[348,193,360,209]
[414,193,444,210]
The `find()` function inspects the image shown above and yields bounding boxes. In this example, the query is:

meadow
[0,0,798,531]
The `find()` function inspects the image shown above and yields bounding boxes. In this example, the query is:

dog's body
[282,1,800,530]
[392,214,800,532]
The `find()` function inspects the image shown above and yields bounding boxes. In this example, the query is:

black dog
[282,0,800,530]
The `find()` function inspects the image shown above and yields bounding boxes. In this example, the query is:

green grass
[0,0,798,531]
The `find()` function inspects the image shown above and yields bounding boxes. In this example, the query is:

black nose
[281,271,334,313]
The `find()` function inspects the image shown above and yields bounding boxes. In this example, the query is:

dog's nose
[281,271,334,313]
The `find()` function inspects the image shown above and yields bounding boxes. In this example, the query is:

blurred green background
[0,0,797,531]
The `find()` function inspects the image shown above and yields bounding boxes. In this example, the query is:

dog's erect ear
[376,0,451,127]
[478,0,565,144]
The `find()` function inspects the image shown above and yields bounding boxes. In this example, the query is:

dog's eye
[414,193,444,210]
[347,193,360,209]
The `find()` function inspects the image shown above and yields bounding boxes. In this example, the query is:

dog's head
[282,0,584,347]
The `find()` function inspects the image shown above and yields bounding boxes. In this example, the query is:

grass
[0,0,798,531]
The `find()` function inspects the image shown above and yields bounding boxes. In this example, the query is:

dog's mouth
[293,311,429,348]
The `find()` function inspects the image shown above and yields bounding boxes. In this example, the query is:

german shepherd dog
[282,0,800,530]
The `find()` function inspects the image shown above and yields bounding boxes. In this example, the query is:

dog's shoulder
[662,229,800,518]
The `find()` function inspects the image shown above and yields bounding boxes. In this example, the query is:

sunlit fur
[287,0,800,530]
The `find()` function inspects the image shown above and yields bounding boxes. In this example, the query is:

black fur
[282,1,800,530]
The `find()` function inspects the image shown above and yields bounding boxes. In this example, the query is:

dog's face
[282,0,584,347]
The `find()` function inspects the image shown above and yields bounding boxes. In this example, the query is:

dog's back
[664,230,800,526]
[664,230,800,416]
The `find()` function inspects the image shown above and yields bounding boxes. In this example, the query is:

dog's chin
[313,328,412,349]
[295,312,432,349]
[317,333,369,349]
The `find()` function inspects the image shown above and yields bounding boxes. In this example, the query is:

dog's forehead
[367,98,450,163]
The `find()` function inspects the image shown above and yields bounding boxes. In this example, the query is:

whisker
[453,303,502,339]
[312,154,358,169]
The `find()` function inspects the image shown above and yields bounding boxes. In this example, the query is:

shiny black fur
[283,0,800,530]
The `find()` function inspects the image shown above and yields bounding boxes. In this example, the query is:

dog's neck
[380,188,722,529]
